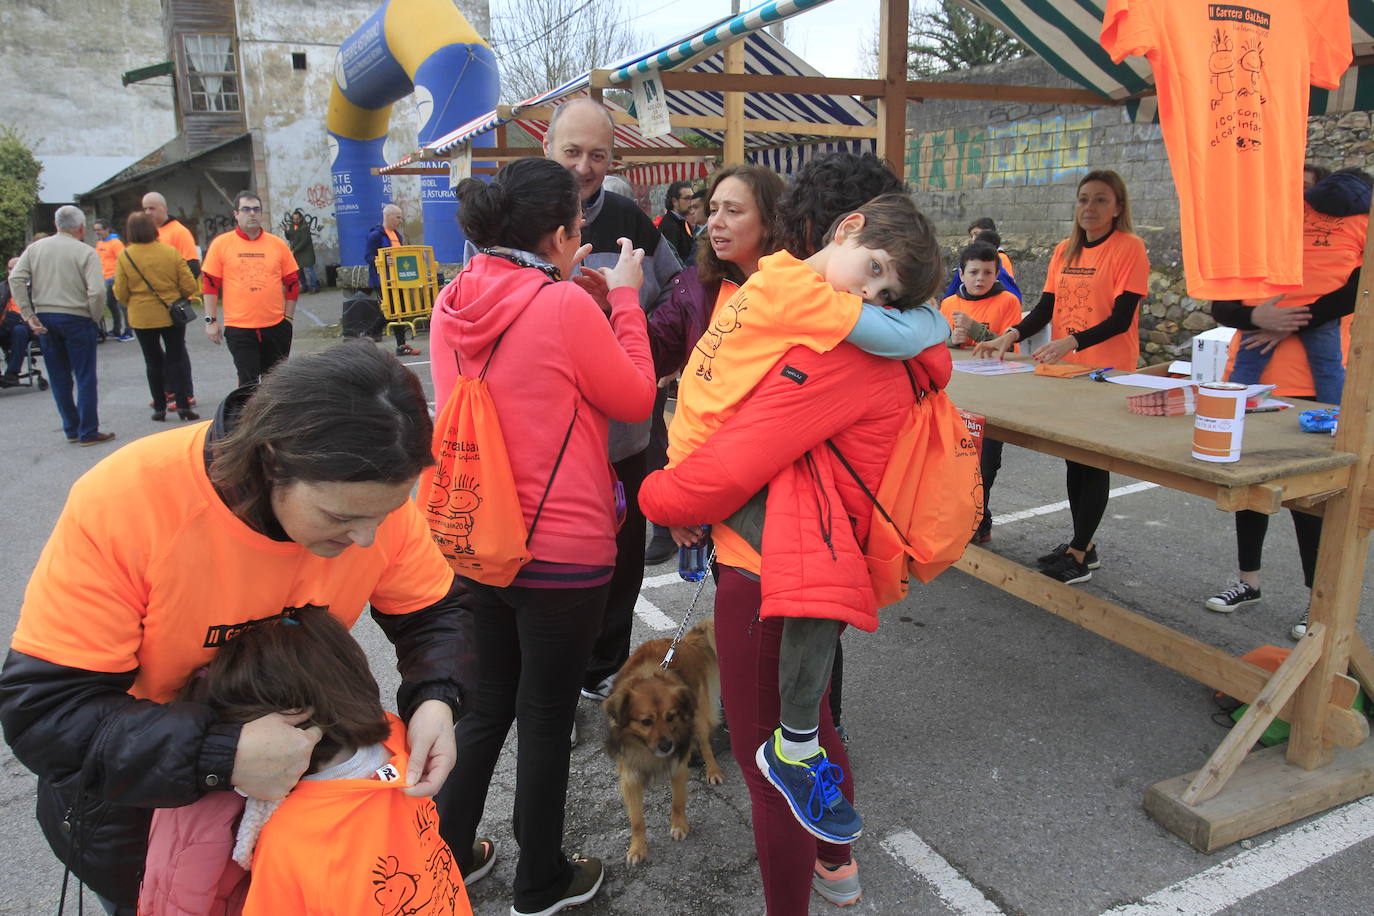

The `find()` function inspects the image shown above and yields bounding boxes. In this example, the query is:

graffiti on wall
[278,211,324,237]
[906,114,1094,191]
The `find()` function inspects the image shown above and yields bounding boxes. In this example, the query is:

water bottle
[678,525,711,582]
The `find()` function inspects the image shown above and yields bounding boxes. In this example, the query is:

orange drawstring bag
[419,332,575,586]
[830,365,983,607]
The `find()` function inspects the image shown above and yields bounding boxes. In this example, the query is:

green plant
[908,1,1027,77]
[0,125,42,279]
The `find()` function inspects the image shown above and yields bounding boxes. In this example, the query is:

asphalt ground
[1,289,1372,914]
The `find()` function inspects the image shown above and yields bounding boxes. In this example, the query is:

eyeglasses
[238,206,262,214]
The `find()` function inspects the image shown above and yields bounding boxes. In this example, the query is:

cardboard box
[1190,327,1236,383]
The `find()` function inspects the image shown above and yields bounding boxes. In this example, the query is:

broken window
[184,34,240,112]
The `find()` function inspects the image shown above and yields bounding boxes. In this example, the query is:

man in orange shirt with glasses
[202,191,300,386]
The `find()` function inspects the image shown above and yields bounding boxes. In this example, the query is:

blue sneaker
[755,730,862,843]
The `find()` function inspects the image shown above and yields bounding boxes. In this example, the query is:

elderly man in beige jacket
[10,206,115,446]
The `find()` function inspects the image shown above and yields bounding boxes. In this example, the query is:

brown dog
[603,619,724,865]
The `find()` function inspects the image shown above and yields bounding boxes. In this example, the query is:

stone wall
[903,57,1372,366]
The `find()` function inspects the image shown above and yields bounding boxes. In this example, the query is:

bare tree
[908,0,1027,77]
[492,0,644,103]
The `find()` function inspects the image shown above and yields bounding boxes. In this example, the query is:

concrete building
[0,0,489,267]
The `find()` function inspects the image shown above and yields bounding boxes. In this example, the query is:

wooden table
[943,350,1374,851]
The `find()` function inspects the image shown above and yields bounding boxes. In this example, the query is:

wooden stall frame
[395,0,1373,850]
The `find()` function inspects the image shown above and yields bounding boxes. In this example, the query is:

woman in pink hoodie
[430,157,654,916]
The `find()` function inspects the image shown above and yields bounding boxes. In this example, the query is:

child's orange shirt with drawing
[202,230,299,328]
[939,289,1021,350]
[243,715,472,916]
[1044,231,1150,371]
[666,250,862,572]
[1224,202,1366,398]
[1101,0,1351,299]
[12,423,454,703]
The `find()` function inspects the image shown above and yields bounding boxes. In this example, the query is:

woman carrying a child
[641,176,950,913]
[429,158,655,916]
[0,342,471,913]
[974,169,1150,586]
[1203,168,1370,638]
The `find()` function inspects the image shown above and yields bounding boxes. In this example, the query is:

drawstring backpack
[828,362,983,607]
[419,323,576,587]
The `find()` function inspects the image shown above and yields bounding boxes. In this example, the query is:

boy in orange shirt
[940,240,1022,542]
[665,194,946,846]
[142,607,473,916]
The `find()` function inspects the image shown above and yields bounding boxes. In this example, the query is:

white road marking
[992,481,1159,526]
[634,594,676,630]
[882,829,1003,915]
[1101,796,1374,915]
[403,359,431,367]
[295,306,327,327]
[642,572,686,589]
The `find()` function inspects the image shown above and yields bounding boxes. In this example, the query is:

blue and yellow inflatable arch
[328,0,498,265]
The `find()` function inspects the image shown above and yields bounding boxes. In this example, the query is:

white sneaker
[1290,611,1309,641]
[579,675,615,702]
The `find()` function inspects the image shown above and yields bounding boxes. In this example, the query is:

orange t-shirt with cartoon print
[201,230,299,328]
[242,716,472,916]
[1044,231,1150,371]
[12,423,454,703]
[1222,202,1366,398]
[667,250,862,467]
[1101,0,1351,299]
[939,289,1022,350]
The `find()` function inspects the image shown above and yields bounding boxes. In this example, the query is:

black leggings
[1235,509,1323,588]
[1066,460,1110,552]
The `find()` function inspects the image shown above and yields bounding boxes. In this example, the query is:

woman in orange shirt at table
[975,170,1150,585]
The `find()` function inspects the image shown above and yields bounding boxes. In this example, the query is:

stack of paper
[1126,385,1199,416]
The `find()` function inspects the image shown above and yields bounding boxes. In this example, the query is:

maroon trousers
[715,566,855,915]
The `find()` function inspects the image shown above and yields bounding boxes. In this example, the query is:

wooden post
[1287,195,1374,769]
[723,38,746,165]
[877,0,909,169]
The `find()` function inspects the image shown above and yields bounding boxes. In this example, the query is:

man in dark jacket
[657,180,696,264]
[543,98,683,710]
[286,210,319,293]
[364,204,420,356]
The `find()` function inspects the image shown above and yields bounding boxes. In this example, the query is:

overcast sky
[492,0,884,80]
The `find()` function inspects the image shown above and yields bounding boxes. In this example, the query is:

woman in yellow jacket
[113,211,201,421]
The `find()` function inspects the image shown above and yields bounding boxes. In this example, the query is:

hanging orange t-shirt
[95,237,126,280]
[242,716,472,916]
[1101,0,1352,300]
[202,230,299,328]
[667,250,862,467]
[157,219,201,264]
[939,289,1022,350]
[1044,232,1150,370]
[12,423,454,702]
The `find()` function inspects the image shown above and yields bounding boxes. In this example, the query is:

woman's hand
[1240,329,1291,355]
[231,709,322,800]
[402,699,456,797]
[669,525,705,547]
[1032,336,1079,364]
[1250,295,1310,333]
[972,331,1015,360]
[600,237,644,292]
[572,266,612,315]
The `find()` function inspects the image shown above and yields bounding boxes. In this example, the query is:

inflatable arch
[328,0,498,265]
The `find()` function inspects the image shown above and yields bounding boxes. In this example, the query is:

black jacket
[0,391,473,906]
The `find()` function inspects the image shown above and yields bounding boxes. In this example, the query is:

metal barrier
[375,245,439,340]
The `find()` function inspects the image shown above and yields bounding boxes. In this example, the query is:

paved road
[2,293,1371,914]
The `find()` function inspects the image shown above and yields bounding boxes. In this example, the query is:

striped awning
[961,0,1374,121]
[383,0,878,182]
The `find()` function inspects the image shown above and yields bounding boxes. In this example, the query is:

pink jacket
[139,792,249,915]
[431,254,655,566]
